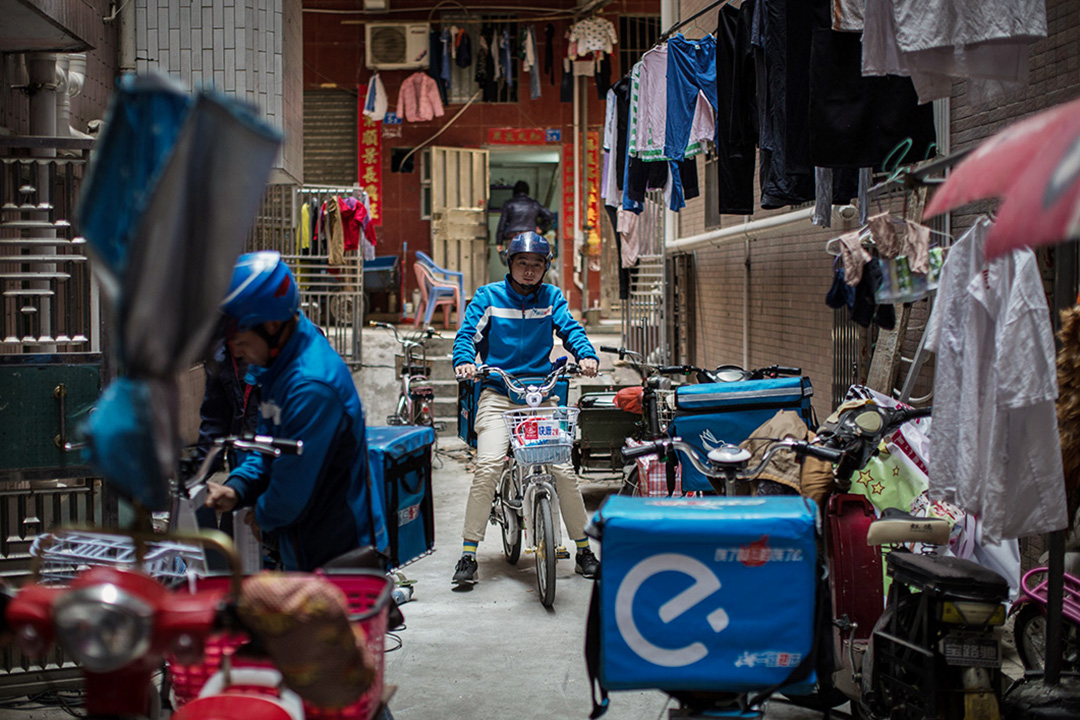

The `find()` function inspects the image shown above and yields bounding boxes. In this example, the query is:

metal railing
[622,189,669,364]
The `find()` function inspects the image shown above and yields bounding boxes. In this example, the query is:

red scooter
[3,436,393,720]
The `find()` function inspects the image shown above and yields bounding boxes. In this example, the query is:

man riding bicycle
[452,231,601,586]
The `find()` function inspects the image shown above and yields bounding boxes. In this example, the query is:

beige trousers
[462,389,589,544]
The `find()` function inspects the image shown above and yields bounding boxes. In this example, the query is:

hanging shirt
[300,202,312,251]
[567,17,617,57]
[395,72,445,122]
[925,218,1067,542]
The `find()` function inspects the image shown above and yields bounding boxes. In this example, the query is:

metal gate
[622,189,669,364]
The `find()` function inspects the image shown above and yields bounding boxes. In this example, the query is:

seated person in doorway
[495,181,555,262]
[205,251,389,572]
[451,231,600,587]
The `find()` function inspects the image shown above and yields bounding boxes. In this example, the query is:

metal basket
[29,531,206,585]
[503,407,580,466]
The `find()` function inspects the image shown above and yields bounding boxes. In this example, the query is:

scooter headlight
[52,584,153,672]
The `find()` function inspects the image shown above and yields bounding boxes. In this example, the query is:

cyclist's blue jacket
[226,314,389,571]
[453,276,598,398]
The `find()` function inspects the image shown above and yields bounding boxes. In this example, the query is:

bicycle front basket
[502,407,580,466]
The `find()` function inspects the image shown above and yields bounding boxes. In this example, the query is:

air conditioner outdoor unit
[365,23,430,70]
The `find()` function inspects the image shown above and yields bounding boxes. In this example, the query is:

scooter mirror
[854,410,884,434]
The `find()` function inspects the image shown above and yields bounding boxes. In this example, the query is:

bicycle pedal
[555,546,570,560]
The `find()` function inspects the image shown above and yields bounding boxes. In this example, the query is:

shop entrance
[485,147,562,289]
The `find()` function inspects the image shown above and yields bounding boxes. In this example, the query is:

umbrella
[923,96,1080,259]
[76,73,282,510]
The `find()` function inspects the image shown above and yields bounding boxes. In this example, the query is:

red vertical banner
[561,143,575,243]
[585,131,601,257]
[357,85,383,226]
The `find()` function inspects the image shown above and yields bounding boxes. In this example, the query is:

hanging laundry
[338,195,376,254]
[524,25,540,99]
[544,24,555,84]
[300,201,312,251]
[454,27,472,68]
[752,0,814,209]
[427,29,449,104]
[715,0,758,215]
[396,72,445,122]
[324,196,345,266]
[863,0,1047,105]
[809,0,936,169]
[594,53,610,100]
[664,34,718,163]
[926,217,1066,542]
[363,73,387,122]
[440,28,453,98]
[567,16,617,58]
[501,27,513,88]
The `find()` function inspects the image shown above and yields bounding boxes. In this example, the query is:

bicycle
[474,359,579,608]
[372,321,440,427]
[596,345,705,497]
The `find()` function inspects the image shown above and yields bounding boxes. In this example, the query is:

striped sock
[463,541,478,558]
[574,538,590,551]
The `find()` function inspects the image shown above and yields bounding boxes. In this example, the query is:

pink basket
[168,571,391,720]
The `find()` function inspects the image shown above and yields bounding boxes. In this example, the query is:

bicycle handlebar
[186,435,303,495]
[622,437,843,483]
[472,361,578,408]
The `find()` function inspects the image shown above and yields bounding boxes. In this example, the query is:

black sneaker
[575,548,600,579]
[452,555,478,587]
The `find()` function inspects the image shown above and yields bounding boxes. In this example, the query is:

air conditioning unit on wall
[365,23,430,70]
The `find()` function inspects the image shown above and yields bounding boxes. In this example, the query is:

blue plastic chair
[416,250,465,301]
[415,251,465,327]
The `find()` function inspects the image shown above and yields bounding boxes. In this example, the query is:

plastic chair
[413,262,462,328]
[415,250,465,304]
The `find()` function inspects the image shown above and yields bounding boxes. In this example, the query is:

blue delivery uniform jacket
[453,277,598,396]
[226,314,389,571]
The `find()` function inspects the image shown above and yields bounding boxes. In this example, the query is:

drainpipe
[572,65,583,301]
[56,54,91,138]
[118,0,137,77]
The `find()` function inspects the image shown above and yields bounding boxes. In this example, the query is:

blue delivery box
[593,495,818,694]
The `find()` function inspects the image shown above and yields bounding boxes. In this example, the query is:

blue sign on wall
[545,128,562,142]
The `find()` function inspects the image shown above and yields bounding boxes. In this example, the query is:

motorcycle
[604,401,1011,720]
[4,435,394,720]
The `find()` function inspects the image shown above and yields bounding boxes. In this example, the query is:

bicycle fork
[522,473,569,559]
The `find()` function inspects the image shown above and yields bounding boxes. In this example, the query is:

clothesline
[659,0,731,42]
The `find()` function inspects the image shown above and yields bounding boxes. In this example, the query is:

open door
[428,146,489,300]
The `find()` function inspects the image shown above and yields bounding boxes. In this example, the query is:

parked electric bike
[372,321,440,427]
[4,436,394,720]
[616,402,1012,720]
[474,359,579,608]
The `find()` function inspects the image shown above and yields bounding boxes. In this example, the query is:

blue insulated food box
[669,377,815,493]
[595,495,818,693]
[368,426,436,569]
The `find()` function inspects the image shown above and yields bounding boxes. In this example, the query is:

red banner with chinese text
[585,131,601,256]
[488,127,547,145]
[357,85,383,226]
[562,144,575,243]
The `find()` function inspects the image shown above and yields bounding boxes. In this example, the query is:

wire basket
[28,531,206,585]
[168,571,391,720]
[502,407,580,466]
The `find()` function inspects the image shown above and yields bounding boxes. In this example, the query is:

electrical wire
[395,89,482,171]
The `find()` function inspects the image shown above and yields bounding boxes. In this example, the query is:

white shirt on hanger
[926,217,1067,542]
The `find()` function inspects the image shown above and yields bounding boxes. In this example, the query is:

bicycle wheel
[1014,604,1047,671]
[498,460,522,564]
[619,466,640,496]
[534,492,556,608]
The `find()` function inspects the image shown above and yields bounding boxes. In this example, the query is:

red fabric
[337,196,374,252]
[614,386,644,415]
[624,439,693,497]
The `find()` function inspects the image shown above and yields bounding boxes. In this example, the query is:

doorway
[485,147,562,288]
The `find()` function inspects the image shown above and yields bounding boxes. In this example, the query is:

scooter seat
[866,509,952,547]
[886,551,1011,601]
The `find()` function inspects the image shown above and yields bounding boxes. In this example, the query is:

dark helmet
[506,231,552,271]
[221,251,299,331]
